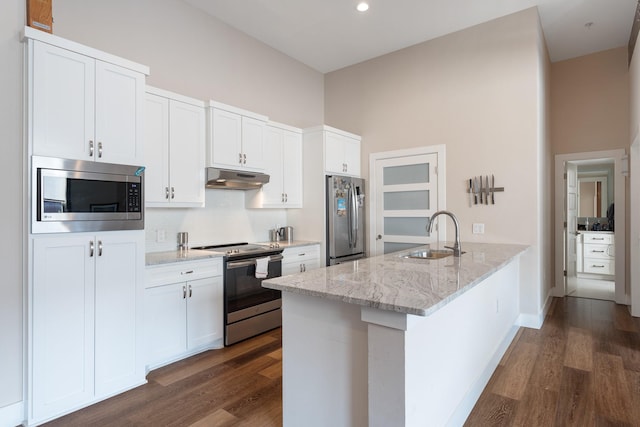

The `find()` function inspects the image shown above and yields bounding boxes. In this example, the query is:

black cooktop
[192,242,282,259]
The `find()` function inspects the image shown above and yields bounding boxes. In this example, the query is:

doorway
[368,145,445,257]
[554,150,627,304]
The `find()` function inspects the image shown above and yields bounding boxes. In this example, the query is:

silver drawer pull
[181,270,194,275]
[298,253,305,256]
[592,250,605,253]
[189,284,193,298]
[591,265,605,268]
[592,237,605,240]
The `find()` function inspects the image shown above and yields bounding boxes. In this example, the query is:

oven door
[225,254,283,325]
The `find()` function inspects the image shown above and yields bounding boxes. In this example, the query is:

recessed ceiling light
[356,2,369,12]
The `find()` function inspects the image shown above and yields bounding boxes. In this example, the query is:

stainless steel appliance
[191,242,284,346]
[31,156,144,233]
[326,175,366,266]
[205,167,269,190]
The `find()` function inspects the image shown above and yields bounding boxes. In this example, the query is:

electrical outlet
[472,223,485,234]
[156,229,166,243]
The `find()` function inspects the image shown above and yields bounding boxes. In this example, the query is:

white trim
[205,100,268,122]
[517,292,552,329]
[145,86,205,108]
[368,145,446,258]
[0,401,24,427]
[553,150,627,305]
[631,132,640,316]
[302,125,360,140]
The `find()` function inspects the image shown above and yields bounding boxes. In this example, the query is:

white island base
[280,259,521,427]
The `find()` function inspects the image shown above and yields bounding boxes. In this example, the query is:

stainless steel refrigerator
[326,175,366,266]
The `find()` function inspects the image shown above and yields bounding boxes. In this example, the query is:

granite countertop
[263,242,529,317]
[145,249,224,266]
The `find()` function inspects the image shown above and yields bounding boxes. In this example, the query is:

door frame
[368,145,446,257]
[553,149,627,304]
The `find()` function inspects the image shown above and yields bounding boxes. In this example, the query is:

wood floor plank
[511,386,558,426]
[188,408,238,427]
[499,327,524,367]
[526,336,565,392]
[593,352,633,424]
[614,330,640,372]
[259,360,282,379]
[564,326,593,371]
[464,392,518,426]
[554,366,595,426]
[491,342,539,400]
[613,304,638,332]
[267,348,282,360]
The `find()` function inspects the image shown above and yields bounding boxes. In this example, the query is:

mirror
[578,176,607,217]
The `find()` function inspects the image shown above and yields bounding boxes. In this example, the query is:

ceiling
[182,0,638,73]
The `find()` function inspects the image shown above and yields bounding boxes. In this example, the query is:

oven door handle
[226,254,283,270]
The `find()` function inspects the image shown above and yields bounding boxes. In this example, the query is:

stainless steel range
[192,242,283,346]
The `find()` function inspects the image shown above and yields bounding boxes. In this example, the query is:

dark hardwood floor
[466,297,640,426]
[44,297,640,426]
[44,328,282,427]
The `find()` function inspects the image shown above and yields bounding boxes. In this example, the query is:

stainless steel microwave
[31,156,144,233]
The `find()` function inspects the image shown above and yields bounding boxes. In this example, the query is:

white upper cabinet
[247,122,302,209]
[145,87,205,207]
[324,128,361,177]
[206,101,268,172]
[26,28,148,166]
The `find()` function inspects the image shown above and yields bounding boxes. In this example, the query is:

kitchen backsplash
[145,190,288,252]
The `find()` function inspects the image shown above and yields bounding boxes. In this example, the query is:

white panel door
[95,60,144,165]
[373,154,439,256]
[210,108,242,168]
[169,100,205,205]
[283,130,303,207]
[261,126,285,206]
[32,41,95,160]
[565,162,578,294]
[32,236,94,422]
[144,283,187,368]
[94,232,143,397]
[144,93,170,204]
[186,276,224,350]
[241,116,266,171]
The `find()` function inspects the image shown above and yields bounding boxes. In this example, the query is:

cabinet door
[94,232,144,397]
[261,126,285,206]
[241,116,266,171]
[325,131,346,174]
[169,100,205,206]
[32,41,95,160]
[144,283,187,368]
[282,130,303,207]
[32,236,95,422]
[343,137,361,177]
[282,261,303,276]
[186,276,224,350]
[144,93,170,204]
[210,108,242,168]
[95,61,145,165]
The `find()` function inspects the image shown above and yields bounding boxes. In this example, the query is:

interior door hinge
[564,173,567,179]
[564,221,567,228]
[563,270,567,277]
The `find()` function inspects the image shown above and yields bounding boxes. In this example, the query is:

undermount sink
[403,249,453,260]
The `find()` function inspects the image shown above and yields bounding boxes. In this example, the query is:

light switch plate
[156,229,166,242]
[472,223,485,234]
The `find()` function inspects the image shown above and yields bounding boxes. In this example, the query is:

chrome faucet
[426,210,463,257]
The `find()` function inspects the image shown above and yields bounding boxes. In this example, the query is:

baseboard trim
[0,400,24,427]
[517,295,552,329]
[446,324,519,426]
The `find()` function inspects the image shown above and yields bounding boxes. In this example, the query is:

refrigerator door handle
[349,185,358,248]
[352,186,359,248]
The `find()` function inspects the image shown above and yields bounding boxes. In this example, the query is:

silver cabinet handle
[243,153,247,164]
[591,264,605,268]
[165,187,170,200]
[182,285,187,299]
[98,142,103,158]
[89,240,94,257]
[285,193,288,202]
[98,240,103,257]
[171,187,175,199]
[239,153,243,164]
[592,250,605,253]
[302,264,306,272]
[282,193,285,203]
[300,264,303,273]
[181,270,194,275]
[189,284,193,298]
[592,237,605,240]
[89,140,94,157]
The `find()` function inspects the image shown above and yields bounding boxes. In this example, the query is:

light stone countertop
[263,242,529,317]
[253,240,320,250]
[145,249,224,266]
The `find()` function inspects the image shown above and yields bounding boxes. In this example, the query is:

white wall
[324,8,550,325]
[0,0,25,416]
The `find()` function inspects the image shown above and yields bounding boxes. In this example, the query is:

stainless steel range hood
[205,167,270,190]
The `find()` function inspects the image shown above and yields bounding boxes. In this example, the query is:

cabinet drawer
[146,259,222,288]
[583,258,614,275]
[582,233,613,244]
[283,245,320,263]
[583,244,614,260]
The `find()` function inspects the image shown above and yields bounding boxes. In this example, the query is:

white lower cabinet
[579,232,615,276]
[282,244,321,276]
[144,258,224,370]
[30,231,145,425]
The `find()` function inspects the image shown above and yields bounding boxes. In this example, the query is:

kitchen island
[263,242,529,427]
